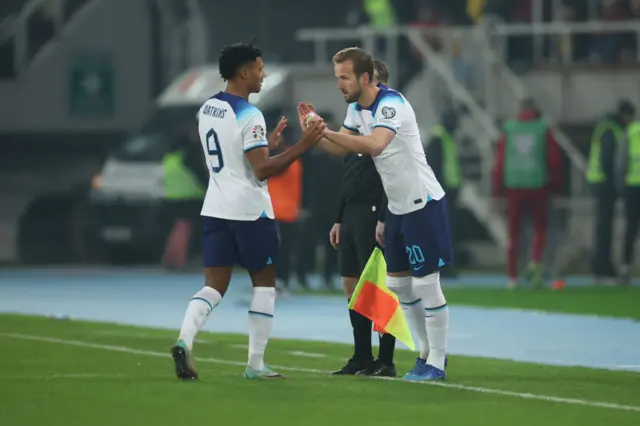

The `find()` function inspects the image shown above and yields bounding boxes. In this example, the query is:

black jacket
[335,153,387,224]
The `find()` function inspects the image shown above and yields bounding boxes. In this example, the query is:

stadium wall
[0,0,153,133]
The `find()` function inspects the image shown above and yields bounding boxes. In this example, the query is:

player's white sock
[248,287,276,371]
[178,286,222,351]
[413,272,449,371]
[386,275,430,360]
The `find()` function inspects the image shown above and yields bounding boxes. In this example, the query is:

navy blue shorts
[384,196,453,277]
[202,216,278,271]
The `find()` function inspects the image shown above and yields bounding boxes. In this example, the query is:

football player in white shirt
[171,42,326,381]
[301,47,452,381]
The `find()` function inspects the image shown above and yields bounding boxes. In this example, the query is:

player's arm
[324,98,400,157]
[323,126,395,157]
[316,127,357,156]
[297,102,355,156]
[245,121,325,181]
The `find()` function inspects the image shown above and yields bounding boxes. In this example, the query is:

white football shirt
[197,92,274,220]
[342,87,445,215]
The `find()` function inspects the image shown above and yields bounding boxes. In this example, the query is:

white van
[81,64,293,263]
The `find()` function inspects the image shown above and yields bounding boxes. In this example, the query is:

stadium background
[1,0,639,283]
[1,1,640,424]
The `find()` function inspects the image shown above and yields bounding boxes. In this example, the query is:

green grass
[445,286,640,319]
[298,286,640,320]
[0,314,638,426]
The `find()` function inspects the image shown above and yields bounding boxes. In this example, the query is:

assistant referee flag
[348,248,415,351]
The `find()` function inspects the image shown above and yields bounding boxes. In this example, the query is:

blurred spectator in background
[161,122,208,270]
[409,2,443,56]
[618,0,640,62]
[345,0,368,26]
[268,140,303,293]
[555,0,593,64]
[586,99,635,284]
[616,119,640,285]
[590,0,629,64]
[466,0,488,23]
[363,0,397,28]
[425,107,463,277]
[450,30,480,91]
[362,0,398,59]
[492,98,562,288]
[506,0,534,66]
[555,2,577,63]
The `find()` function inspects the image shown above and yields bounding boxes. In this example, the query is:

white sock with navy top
[386,275,430,360]
[248,287,276,370]
[178,286,222,351]
[413,272,449,371]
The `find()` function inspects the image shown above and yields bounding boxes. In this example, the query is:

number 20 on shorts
[405,245,425,266]
[206,128,224,173]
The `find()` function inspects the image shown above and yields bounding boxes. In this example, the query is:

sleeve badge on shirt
[252,124,266,140]
[381,106,396,119]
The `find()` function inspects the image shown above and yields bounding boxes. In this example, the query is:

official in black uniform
[328,60,396,377]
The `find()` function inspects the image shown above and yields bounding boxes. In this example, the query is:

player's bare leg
[171,266,230,380]
[243,265,282,379]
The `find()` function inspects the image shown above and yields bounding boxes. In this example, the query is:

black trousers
[339,200,396,365]
[623,187,640,266]
[339,202,379,278]
[591,183,617,276]
[296,213,338,284]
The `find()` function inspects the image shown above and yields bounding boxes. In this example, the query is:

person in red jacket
[492,98,563,288]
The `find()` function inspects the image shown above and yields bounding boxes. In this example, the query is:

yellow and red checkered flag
[348,248,415,350]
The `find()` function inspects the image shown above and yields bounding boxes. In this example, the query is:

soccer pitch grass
[1,315,638,426]
[444,286,640,319]
[299,285,640,319]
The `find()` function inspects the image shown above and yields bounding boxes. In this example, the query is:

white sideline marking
[1,332,639,413]
[288,350,328,358]
[231,344,249,349]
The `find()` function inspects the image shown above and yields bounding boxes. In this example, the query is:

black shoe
[371,363,396,377]
[354,362,377,376]
[331,358,373,375]
[357,360,396,377]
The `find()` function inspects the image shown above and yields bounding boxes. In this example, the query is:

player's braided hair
[218,41,262,81]
[332,47,375,83]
